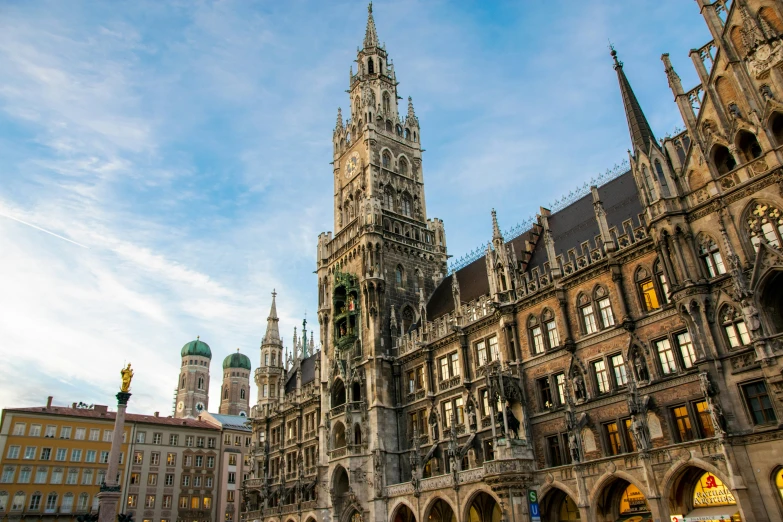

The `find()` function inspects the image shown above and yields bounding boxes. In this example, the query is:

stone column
[97,391,131,522]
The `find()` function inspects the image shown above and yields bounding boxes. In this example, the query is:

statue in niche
[572,372,587,402]
[741,299,761,333]
[633,351,650,383]
[466,401,477,431]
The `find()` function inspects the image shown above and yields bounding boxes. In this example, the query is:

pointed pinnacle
[364,2,378,48]
[491,209,502,240]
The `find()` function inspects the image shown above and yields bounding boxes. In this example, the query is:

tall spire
[364,2,379,49]
[335,107,343,131]
[611,46,656,155]
[262,290,281,345]
[407,96,418,126]
[491,209,503,241]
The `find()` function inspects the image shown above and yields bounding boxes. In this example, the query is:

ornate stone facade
[243,2,783,521]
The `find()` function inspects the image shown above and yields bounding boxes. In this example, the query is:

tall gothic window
[399,157,408,176]
[382,152,391,169]
[382,92,391,114]
[642,164,657,201]
[383,186,394,210]
[368,58,374,74]
[636,266,661,313]
[654,259,669,304]
[528,315,545,355]
[720,305,751,348]
[578,293,598,335]
[654,160,671,197]
[698,235,726,278]
[712,144,736,175]
[401,195,412,217]
[737,130,762,162]
[747,202,783,247]
[395,265,405,287]
[223,387,229,400]
[180,375,186,389]
[543,309,560,348]
[197,376,204,390]
[240,388,246,400]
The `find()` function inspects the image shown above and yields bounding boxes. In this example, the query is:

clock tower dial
[344,151,360,179]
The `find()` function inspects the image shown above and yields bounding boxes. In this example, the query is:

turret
[175,337,211,419]
[256,291,284,407]
[220,349,251,416]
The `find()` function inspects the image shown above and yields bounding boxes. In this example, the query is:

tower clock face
[344,152,359,178]
[177,401,184,412]
[196,402,204,412]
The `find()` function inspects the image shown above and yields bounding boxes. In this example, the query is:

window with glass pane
[672,405,694,441]
[655,261,669,304]
[455,397,464,424]
[623,419,637,452]
[546,435,563,467]
[78,493,89,511]
[35,467,47,483]
[747,202,783,247]
[488,336,499,361]
[721,306,751,348]
[742,381,777,425]
[415,367,424,390]
[655,339,677,374]
[605,423,622,455]
[555,373,566,406]
[546,319,560,348]
[611,355,628,386]
[449,352,459,377]
[443,402,453,427]
[29,493,41,511]
[481,389,491,417]
[700,237,726,277]
[639,279,660,312]
[582,304,598,334]
[598,297,615,327]
[476,341,487,366]
[594,360,609,394]
[694,401,715,438]
[675,331,697,369]
[439,357,449,381]
[537,377,553,409]
[531,325,545,354]
[407,371,415,394]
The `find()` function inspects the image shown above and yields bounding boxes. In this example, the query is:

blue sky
[0,1,711,415]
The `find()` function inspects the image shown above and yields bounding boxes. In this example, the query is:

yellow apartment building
[0,397,130,520]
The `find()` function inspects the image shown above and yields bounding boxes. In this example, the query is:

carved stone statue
[741,299,761,333]
[120,363,134,392]
[633,352,649,383]
[568,430,580,462]
[572,372,586,401]
[631,414,651,451]
[467,403,477,431]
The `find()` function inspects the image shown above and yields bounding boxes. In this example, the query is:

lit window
[721,306,751,348]
[488,336,499,361]
[699,236,726,277]
[671,405,694,441]
[598,297,615,327]
[694,401,715,438]
[747,202,783,247]
[594,360,609,394]
[677,331,697,369]
[604,422,622,455]
[529,315,545,354]
[476,341,488,366]
[581,303,598,334]
[611,354,628,386]
[545,317,560,348]
[656,338,677,374]
[555,373,566,406]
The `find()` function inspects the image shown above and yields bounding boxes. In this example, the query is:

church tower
[315,3,448,516]
[175,338,211,418]
[255,291,284,413]
[220,349,251,416]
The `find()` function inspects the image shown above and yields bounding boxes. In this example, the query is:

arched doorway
[427,498,456,522]
[332,379,346,408]
[736,130,763,162]
[541,488,580,521]
[466,492,502,522]
[333,422,346,448]
[392,503,416,522]
[668,467,741,521]
[333,466,351,518]
[594,478,651,522]
[712,145,737,175]
[770,112,783,146]
[758,270,783,334]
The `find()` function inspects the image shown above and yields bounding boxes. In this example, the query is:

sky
[0,1,712,415]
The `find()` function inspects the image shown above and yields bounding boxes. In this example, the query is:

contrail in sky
[0,211,89,249]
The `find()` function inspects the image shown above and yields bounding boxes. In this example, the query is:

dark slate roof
[284,351,320,394]
[427,170,641,320]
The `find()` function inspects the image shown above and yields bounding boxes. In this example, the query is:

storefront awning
[616,515,652,522]
[685,505,739,521]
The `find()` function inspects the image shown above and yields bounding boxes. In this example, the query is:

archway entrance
[668,468,741,521]
[595,478,651,522]
[392,504,416,522]
[427,498,456,522]
[759,270,783,334]
[332,379,346,407]
[467,492,502,522]
[541,489,580,521]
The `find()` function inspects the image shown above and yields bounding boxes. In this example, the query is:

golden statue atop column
[120,363,133,392]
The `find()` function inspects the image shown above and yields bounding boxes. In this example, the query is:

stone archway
[391,502,416,522]
[664,464,742,521]
[464,491,502,522]
[592,474,651,522]
[540,487,580,522]
[425,498,456,522]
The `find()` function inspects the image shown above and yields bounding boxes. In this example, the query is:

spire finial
[364,2,379,48]
[236,348,240,353]
[611,44,656,155]
[491,209,502,241]
[196,335,200,341]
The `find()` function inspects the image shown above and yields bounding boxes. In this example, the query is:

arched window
[404,128,411,139]
[401,195,412,217]
[594,287,615,328]
[654,160,671,197]
[354,423,362,445]
[395,265,405,287]
[636,266,661,313]
[579,287,615,334]
[698,235,726,278]
[240,388,246,400]
[413,269,422,294]
[542,308,560,348]
[712,145,736,175]
[528,315,545,355]
[382,152,391,169]
[385,120,393,132]
[775,468,783,506]
[399,157,408,176]
[368,58,374,74]
[180,375,186,389]
[577,293,597,335]
[396,124,403,136]
[382,92,391,114]
[401,307,414,334]
[737,130,762,162]
[271,353,276,366]
[61,493,73,513]
[77,493,89,511]
[720,305,751,348]
[197,376,204,390]
[28,492,41,511]
[223,387,229,400]
[383,186,394,210]
[654,259,669,304]
[747,202,783,247]
[642,164,657,201]
[770,112,783,146]
[0,492,7,512]
[46,492,58,512]
[346,132,351,145]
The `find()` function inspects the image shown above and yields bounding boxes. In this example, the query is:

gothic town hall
[242,2,783,521]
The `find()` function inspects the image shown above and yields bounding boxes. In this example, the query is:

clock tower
[316,3,448,518]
